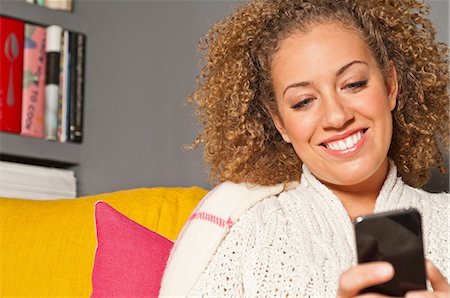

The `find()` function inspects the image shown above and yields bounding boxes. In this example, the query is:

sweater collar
[300,159,403,211]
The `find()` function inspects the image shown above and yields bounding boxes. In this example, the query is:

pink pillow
[91,201,173,297]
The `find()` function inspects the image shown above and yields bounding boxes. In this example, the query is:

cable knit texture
[189,164,449,297]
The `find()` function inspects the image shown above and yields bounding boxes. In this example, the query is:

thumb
[426,260,450,292]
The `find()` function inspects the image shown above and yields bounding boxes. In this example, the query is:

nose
[320,93,354,129]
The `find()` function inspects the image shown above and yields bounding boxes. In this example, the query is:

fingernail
[375,263,394,277]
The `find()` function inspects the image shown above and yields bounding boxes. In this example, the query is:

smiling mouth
[321,129,368,151]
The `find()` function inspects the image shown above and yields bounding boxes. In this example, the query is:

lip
[320,128,366,144]
[320,128,368,158]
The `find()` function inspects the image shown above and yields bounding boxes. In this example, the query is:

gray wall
[74,1,241,195]
[0,0,241,195]
[0,0,447,195]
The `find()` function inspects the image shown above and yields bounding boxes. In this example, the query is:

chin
[311,157,388,187]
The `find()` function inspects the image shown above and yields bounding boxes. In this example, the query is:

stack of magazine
[0,161,77,200]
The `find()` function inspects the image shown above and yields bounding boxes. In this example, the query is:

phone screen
[354,208,427,296]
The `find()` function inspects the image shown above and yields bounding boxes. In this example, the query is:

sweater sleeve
[188,196,291,297]
[188,211,256,297]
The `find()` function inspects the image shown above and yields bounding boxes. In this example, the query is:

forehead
[271,22,374,78]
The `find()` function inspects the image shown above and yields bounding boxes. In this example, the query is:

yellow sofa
[0,187,207,297]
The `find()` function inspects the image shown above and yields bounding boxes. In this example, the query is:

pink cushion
[91,201,173,297]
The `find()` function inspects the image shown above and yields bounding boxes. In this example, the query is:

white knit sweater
[189,165,449,297]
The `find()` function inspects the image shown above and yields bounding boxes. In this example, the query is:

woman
[160,0,449,297]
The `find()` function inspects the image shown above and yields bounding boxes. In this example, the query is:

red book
[21,23,46,138]
[0,16,24,134]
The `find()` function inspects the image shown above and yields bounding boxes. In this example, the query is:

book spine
[45,25,62,141]
[21,23,46,138]
[70,33,85,143]
[0,16,24,134]
[58,30,70,143]
[68,32,77,143]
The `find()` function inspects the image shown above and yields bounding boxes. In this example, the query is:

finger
[405,290,444,298]
[426,260,450,292]
[356,293,392,298]
[337,262,394,298]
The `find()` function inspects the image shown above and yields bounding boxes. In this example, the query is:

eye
[344,80,368,90]
[291,97,315,110]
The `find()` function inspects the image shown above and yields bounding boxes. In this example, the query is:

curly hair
[189,0,449,188]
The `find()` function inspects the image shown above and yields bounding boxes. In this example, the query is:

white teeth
[345,137,354,148]
[325,130,364,151]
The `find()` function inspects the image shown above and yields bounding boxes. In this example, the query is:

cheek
[283,113,319,144]
[369,101,392,122]
[355,92,394,142]
[361,83,391,113]
[353,89,392,120]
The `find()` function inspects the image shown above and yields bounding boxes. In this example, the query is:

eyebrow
[282,60,368,98]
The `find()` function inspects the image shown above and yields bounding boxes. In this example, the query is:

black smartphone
[354,208,427,296]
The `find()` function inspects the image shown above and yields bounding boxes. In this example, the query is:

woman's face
[270,22,398,187]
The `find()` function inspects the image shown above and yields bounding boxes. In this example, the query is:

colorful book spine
[45,25,62,141]
[21,23,46,138]
[0,16,24,134]
[68,32,85,143]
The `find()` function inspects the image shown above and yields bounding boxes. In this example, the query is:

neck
[321,159,389,221]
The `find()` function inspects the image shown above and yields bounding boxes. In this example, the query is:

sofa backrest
[0,186,207,296]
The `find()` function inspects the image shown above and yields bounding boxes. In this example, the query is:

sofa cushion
[0,187,207,297]
[92,202,173,297]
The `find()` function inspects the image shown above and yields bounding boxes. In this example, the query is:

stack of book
[0,16,86,143]
[0,161,77,200]
[25,0,73,13]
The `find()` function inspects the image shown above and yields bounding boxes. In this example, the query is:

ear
[269,109,292,143]
[386,61,398,111]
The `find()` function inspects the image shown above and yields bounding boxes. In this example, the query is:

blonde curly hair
[189,0,449,188]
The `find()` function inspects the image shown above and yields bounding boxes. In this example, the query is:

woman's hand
[405,261,450,298]
[336,261,394,298]
[337,260,449,298]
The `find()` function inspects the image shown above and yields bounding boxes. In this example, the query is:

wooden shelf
[0,132,80,167]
